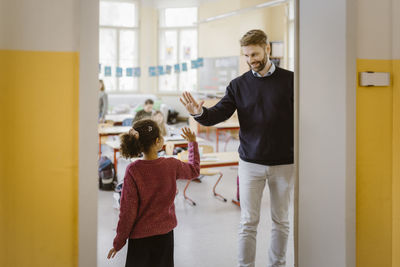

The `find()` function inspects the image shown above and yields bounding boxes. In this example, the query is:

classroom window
[99,0,139,92]
[158,7,198,93]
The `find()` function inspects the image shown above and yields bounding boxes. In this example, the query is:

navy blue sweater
[195,67,293,166]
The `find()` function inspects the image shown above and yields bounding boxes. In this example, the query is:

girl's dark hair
[120,119,161,158]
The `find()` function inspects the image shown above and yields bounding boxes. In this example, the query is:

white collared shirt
[251,61,276,77]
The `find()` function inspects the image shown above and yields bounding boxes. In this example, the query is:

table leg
[99,134,102,157]
[113,148,118,176]
[216,129,219,152]
[212,172,227,202]
[183,180,196,206]
[231,199,240,207]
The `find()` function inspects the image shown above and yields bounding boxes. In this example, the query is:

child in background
[152,110,168,136]
[107,119,200,267]
[132,98,154,123]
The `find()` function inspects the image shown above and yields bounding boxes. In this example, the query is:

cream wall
[198,0,266,58]
[198,2,287,58]
[198,0,241,20]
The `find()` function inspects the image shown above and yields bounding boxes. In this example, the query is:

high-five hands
[181,127,197,142]
[180,91,205,116]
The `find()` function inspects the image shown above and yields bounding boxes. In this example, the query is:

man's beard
[247,52,268,73]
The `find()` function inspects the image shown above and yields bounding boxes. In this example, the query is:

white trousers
[238,159,294,267]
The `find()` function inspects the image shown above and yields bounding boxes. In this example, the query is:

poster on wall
[116,67,123,77]
[183,46,191,60]
[165,65,172,74]
[174,64,180,73]
[157,66,165,75]
[104,66,112,77]
[191,60,198,69]
[149,66,157,77]
[126,68,133,77]
[134,67,141,77]
[181,63,188,72]
[197,58,204,67]
[166,46,174,60]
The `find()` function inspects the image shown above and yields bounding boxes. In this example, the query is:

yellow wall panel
[357,59,393,267]
[393,59,400,267]
[0,50,79,267]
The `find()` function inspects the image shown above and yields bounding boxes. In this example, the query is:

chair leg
[212,172,227,202]
[224,135,232,152]
[183,180,196,206]
[231,199,240,207]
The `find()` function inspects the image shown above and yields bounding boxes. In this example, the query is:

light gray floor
[98,129,294,267]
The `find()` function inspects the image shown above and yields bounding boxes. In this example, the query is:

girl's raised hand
[181,127,196,142]
[107,248,117,259]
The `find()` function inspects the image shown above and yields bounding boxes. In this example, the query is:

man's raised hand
[179,91,204,116]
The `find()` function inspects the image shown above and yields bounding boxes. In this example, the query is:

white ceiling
[140,0,219,8]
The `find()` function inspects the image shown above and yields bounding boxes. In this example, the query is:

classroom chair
[222,129,239,151]
[178,145,227,206]
[122,118,133,126]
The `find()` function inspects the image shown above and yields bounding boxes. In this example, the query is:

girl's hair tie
[129,128,139,139]
[148,126,152,132]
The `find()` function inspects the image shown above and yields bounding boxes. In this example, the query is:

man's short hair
[144,99,154,105]
[240,29,268,47]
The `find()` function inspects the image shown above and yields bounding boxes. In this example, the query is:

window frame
[286,0,295,71]
[157,8,198,94]
[99,0,140,93]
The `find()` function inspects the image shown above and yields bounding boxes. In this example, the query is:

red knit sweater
[113,142,200,251]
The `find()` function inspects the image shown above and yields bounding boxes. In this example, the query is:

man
[180,29,294,267]
[133,99,154,123]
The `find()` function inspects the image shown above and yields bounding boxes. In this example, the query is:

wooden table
[105,114,133,125]
[197,151,239,168]
[98,126,131,157]
[213,121,240,152]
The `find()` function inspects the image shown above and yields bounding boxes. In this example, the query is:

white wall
[0,0,79,51]
[78,0,99,266]
[298,0,356,266]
